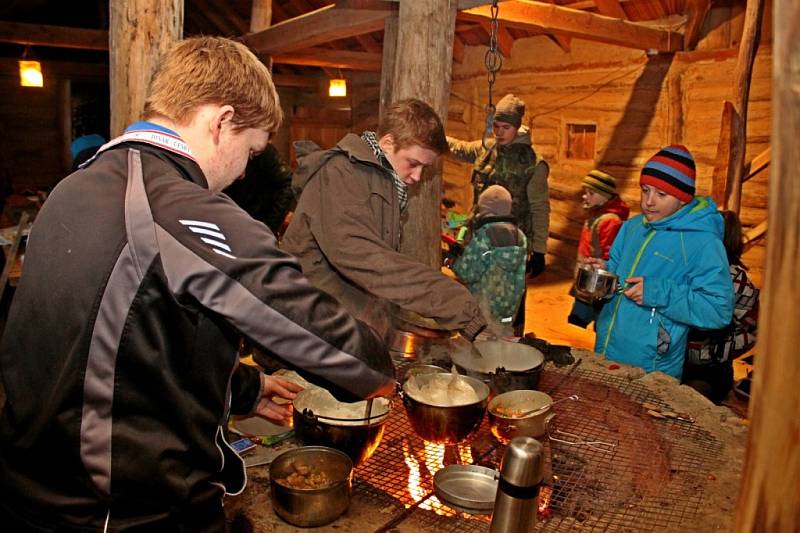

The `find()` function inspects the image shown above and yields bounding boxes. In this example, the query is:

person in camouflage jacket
[446,94,550,277]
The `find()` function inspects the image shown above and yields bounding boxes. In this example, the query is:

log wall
[445,6,772,286]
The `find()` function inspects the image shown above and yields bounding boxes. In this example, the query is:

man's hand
[253,374,304,425]
[623,276,645,305]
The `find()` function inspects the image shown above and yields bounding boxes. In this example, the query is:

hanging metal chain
[482,0,503,149]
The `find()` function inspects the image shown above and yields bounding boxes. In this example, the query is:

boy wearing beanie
[585,145,733,379]
[454,185,528,332]
[577,169,630,262]
[446,93,550,278]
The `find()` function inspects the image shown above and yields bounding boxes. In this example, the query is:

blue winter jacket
[594,197,733,378]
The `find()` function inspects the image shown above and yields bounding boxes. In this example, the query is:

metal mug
[574,264,620,303]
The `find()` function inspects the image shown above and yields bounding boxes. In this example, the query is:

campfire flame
[402,439,475,515]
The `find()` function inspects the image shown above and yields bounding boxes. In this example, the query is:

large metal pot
[269,446,353,527]
[451,340,545,394]
[293,390,391,467]
[574,264,619,303]
[401,372,489,444]
[388,312,455,361]
[487,390,555,444]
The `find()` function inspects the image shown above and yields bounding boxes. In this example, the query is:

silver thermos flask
[490,436,544,533]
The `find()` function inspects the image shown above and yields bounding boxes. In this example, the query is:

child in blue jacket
[585,146,733,379]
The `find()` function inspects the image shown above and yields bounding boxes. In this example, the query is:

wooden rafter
[683,0,711,50]
[272,47,381,71]
[0,20,108,50]
[461,0,683,52]
[549,33,572,52]
[743,219,767,250]
[743,146,771,182]
[594,0,627,19]
[193,0,240,35]
[242,3,393,55]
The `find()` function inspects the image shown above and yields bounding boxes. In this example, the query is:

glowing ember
[457,444,474,464]
[538,485,553,520]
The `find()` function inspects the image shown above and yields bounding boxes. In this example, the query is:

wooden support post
[724,0,765,213]
[378,11,398,121]
[711,100,740,207]
[735,0,800,527]
[109,0,183,137]
[250,0,272,32]
[392,0,457,268]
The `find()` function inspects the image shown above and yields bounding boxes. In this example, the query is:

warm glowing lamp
[19,60,44,88]
[328,78,346,97]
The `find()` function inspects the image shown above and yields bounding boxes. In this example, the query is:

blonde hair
[144,36,282,133]
[378,99,448,154]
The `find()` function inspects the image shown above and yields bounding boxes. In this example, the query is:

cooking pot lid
[453,340,544,373]
[433,464,499,514]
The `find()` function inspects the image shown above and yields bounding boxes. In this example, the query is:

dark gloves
[527,252,546,277]
[519,333,575,367]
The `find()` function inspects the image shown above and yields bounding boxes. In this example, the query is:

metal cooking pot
[487,390,555,444]
[269,446,353,527]
[292,391,391,467]
[574,264,620,303]
[401,372,489,444]
[451,340,545,394]
[388,311,455,361]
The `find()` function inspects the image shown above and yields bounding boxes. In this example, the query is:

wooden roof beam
[683,0,711,50]
[594,0,627,19]
[549,33,572,53]
[462,0,683,52]
[242,3,393,55]
[0,20,108,51]
[272,73,320,89]
[272,47,381,71]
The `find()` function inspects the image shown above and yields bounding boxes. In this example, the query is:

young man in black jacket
[0,36,394,532]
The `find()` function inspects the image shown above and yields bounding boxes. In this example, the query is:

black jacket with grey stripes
[0,141,393,529]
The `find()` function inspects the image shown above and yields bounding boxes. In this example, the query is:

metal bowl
[292,390,391,467]
[487,390,555,444]
[401,373,489,444]
[452,340,545,394]
[574,264,619,303]
[269,446,353,527]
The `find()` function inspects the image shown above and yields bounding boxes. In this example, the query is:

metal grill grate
[353,364,723,532]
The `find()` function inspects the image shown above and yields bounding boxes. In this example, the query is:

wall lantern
[19,60,44,88]
[328,78,347,97]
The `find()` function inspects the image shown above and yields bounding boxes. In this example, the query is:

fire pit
[226,349,747,532]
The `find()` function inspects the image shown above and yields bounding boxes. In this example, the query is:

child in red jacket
[577,169,630,262]
[568,169,629,327]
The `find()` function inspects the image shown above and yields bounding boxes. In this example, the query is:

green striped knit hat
[582,169,617,198]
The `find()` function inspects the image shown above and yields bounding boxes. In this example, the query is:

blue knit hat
[70,134,106,161]
[640,145,696,203]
